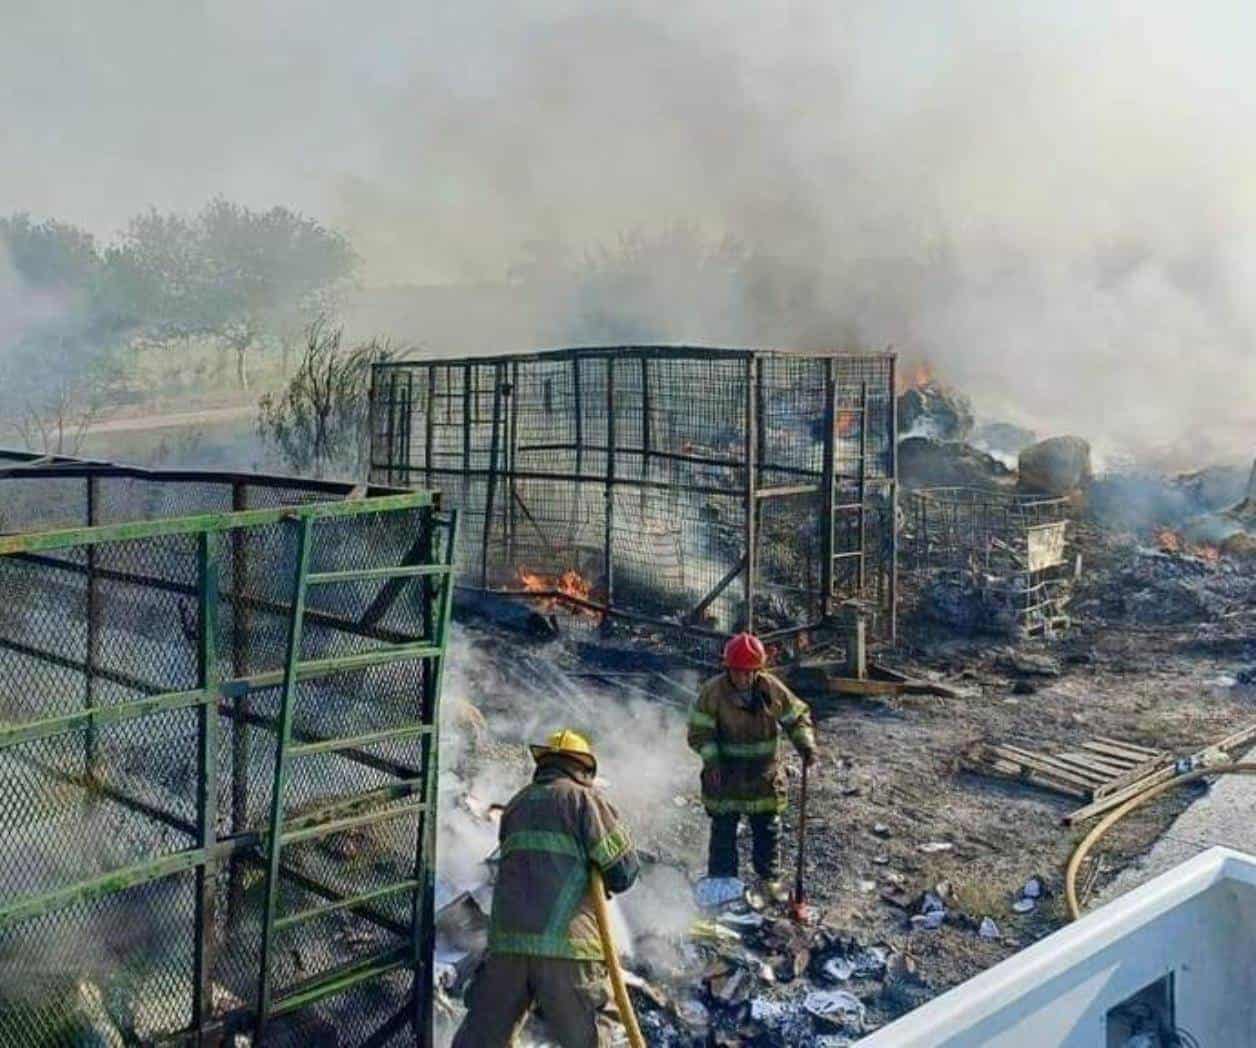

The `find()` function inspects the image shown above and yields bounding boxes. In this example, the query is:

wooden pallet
[961,736,1170,802]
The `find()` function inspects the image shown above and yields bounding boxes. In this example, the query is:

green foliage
[109,198,358,387]
[257,316,391,478]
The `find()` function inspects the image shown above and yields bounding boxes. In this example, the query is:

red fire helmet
[723,632,767,671]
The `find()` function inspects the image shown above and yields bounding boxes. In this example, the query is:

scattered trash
[910,911,945,931]
[920,891,946,915]
[1012,898,1036,914]
[859,879,877,893]
[717,908,765,930]
[872,854,891,865]
[676,998,710,1030]
[823,956,856,982]
[1022,877,1044,899]
[872,822,891,837]
[673,794,690,807]
[750,998,789,1025]
[919,841,953,853]
[690,919,744,948]
[979,917,1001,939]
[804,989,866,1033]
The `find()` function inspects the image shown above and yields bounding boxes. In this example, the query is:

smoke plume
[5,2,1255,460]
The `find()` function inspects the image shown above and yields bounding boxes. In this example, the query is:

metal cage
[368,346,898,648]
[907,486,1074,636]
[0,450,456,1046]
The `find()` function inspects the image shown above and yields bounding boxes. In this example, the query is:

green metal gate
[0,452,456,1045]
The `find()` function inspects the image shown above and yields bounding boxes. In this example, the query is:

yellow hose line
[589,866,647,1048]
[1065,761,1256,920]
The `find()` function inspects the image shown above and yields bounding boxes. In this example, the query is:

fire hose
[589,866,646,1048]
[1065,761,1256,921]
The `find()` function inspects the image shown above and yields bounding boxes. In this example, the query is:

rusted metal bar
[604,357,616,610]
[481,363,504,586]
[820,357,836,620]
[744,355,759,632]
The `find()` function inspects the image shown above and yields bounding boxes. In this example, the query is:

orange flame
[1155,528,1221,563]
[898,360,935,393]
[517,567,599,617]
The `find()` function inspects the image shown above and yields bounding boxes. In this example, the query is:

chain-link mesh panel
[372,347,897,639]
[0,869,197,1047]
[0,459,450,1044]
[265,970,414,1048]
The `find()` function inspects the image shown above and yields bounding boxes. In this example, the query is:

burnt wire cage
[0,450,456,1046]
[368,346,898,648]
[907,487,1074,636]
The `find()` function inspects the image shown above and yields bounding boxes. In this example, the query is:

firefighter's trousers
[707,812,782,880]
[451,952,616,1048]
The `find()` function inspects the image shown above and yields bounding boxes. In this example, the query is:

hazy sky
[4,1,1255,456]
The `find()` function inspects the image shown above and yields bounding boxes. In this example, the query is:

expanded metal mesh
[370,347,897,644]
[0,451,452,1045]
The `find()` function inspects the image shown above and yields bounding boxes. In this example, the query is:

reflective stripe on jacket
[487,760,638,961]
[686,670,816,815]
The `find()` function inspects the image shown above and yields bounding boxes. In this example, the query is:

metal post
[193,531,222,1042]
[744,355,758,633]
[640,355,651,482]
[507,360,519,563]
[819,358,836,621]
[256,514,314,1040]
[366,363,379,485]
[84,475,99,776]
[412,507,458,1041]
[858,381,869,593]
[572,356,584,477]
[228,482,250,930]
[462,363,473,521]
[888,354,899,645]
[603,357,616,612]
[481,364,504,587]
[384,372,398,488]
[425,366,436,492]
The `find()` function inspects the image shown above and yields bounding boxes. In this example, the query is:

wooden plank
[960,755,1089,800]
[1063,765,1177,825]
[1053,751,1133,777]
[1094,756,1174,800]
[1084,739,1163,763]
[1091,737,1163,760]
[1067,723,1256,823]
[988,746,1099,791]
[996,746,1108,785]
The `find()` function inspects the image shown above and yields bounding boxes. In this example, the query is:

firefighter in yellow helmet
[452,729,640,1048]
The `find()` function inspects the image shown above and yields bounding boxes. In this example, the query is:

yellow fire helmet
[529,728,597,772]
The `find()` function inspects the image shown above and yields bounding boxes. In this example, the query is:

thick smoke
[437,627,705,964]
[5,2,1255,460]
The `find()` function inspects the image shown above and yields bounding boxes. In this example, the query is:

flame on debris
[1155,528,1221,563]
[517,567,600,616]
[898,360,935,393]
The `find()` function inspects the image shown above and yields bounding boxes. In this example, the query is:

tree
[199,199,357,389]
[1,213,122,450]
[109,199,358,387]
[257,316,392,478]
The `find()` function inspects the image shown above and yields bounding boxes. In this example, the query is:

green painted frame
[0,454,457,1045]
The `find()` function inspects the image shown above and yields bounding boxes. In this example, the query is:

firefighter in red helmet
[686,633,817,904]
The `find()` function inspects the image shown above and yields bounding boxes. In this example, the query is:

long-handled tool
[790,760,813,922]
[589,866,646,1048]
